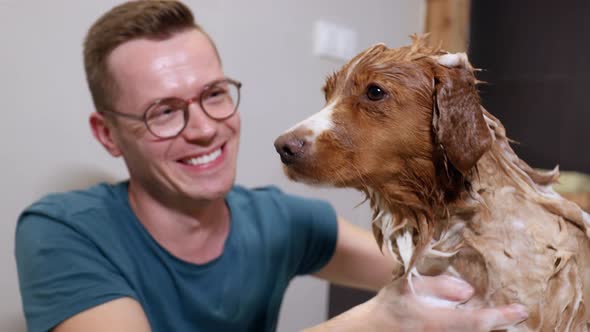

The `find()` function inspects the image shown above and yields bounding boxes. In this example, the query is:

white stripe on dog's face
[285,100,337,142]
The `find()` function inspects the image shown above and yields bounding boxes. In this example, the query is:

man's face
[103,29,240,205]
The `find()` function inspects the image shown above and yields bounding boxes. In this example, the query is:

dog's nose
[274,134,307,165]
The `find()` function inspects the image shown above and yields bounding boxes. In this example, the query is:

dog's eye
[366,84,386,101]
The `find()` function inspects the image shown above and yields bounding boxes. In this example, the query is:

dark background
[469,0,590,173]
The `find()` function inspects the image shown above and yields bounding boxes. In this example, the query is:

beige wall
[0,1,423,331]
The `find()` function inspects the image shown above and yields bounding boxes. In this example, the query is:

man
[15,1,527,331]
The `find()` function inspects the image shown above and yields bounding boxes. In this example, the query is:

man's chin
[193,175,236,200]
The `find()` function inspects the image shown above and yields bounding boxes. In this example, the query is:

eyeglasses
[100,78,242,139]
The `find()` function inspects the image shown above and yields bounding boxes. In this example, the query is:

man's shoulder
[21,181,127,224]
[15,182,134,270]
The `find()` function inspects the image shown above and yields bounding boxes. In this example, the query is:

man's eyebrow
[138,76,229,110]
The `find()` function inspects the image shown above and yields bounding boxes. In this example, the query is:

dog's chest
[434,186,590,331]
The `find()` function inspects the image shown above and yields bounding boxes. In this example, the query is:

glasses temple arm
[100,109,144,121]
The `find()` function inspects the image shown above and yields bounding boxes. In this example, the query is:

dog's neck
[363,141,477,255]
[366,178,462,276]
[363,108,525,276]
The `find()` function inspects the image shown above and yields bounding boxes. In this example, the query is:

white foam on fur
[583,211,590,229]
[437,53,469,68]
[511,218,526,231]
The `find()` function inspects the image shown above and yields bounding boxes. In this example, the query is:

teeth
[183,148,222,166]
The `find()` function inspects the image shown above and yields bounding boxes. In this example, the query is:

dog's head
[275,37,492,201]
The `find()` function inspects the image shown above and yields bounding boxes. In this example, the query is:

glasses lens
[201,81,240,119]
[145,99,186,138]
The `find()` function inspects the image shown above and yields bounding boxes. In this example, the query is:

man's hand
[370,274,529,331]
[306,274,528,332]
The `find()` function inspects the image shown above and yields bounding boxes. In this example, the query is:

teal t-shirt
[15,182,338,332]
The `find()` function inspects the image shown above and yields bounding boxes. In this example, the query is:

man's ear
[432,53,492,174]
[89,112,122,157]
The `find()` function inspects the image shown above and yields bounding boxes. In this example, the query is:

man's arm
[314,216,398,291]
[305,275,529,331]
[52,298,151,332]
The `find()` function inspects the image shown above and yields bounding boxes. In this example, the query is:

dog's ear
[432,53,493,174]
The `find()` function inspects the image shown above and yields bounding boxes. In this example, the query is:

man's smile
[177,143,227,171]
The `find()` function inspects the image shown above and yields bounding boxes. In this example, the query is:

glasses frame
[100,77,242,139]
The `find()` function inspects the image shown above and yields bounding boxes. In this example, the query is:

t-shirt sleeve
[15,207,138,332]
[270,189,338,276]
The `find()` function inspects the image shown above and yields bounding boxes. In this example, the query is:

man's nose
[181,103,216,142]
[274,132,308,165]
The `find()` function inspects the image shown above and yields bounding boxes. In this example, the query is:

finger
[440,304,528,332]
[475,304,529,331]
[411,275,474,302]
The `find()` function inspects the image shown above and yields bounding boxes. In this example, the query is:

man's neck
[127,181,231,265]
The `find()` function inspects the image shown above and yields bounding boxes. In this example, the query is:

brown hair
[83,0,213,112]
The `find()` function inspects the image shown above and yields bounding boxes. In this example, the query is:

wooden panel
[424,0,471,52]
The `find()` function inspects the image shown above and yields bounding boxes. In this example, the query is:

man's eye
[207,89,226,98]
[203,88,227,103]
[153,108,175,117]
[366,84,386,101]
[148,106,180,121]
